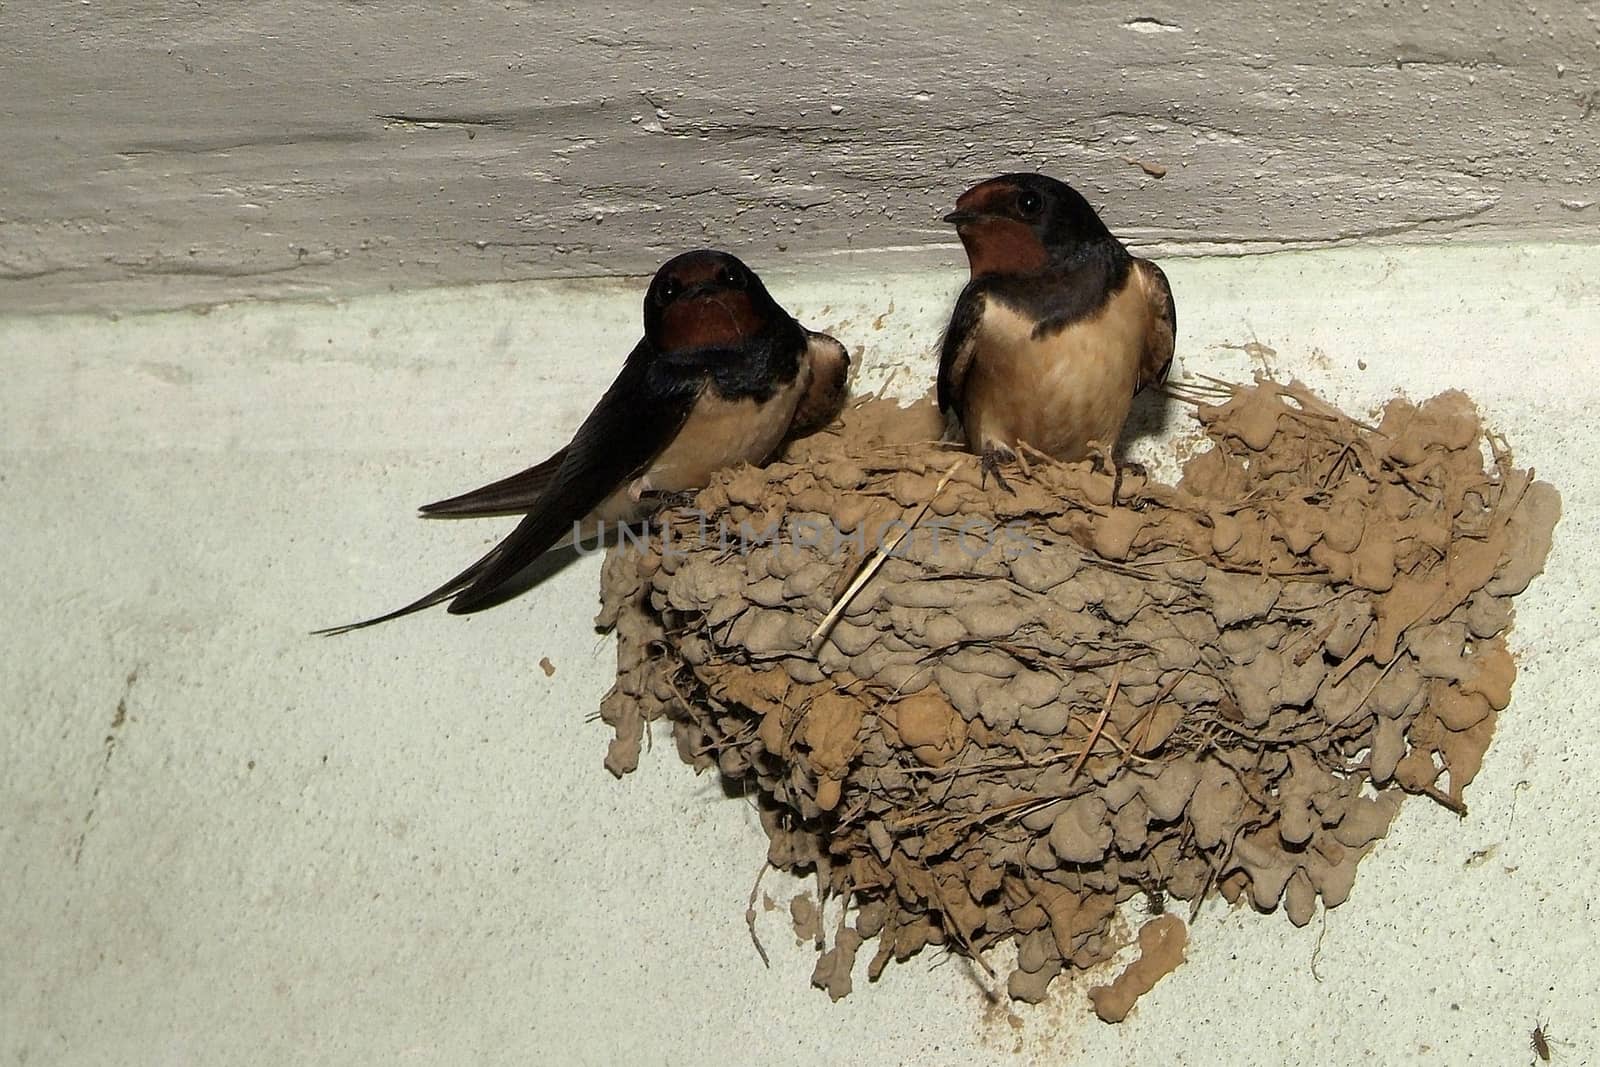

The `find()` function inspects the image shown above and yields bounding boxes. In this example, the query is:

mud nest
[595,378,1559,1019]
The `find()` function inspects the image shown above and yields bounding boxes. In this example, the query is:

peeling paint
[0,1,1596,314]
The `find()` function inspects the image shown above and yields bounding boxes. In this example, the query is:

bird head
[644,249,783,354]
[944,173,1114,278]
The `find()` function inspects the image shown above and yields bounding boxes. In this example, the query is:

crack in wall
[116,130,373,157]
[72,666,140,869]
[376,101,608,132]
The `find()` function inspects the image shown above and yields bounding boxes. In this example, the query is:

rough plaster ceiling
[1,0,1596,313]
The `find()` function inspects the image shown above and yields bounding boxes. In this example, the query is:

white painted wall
[3,244,1597,1064]
[2,1,1597,313]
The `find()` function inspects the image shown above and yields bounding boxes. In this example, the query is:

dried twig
[808,460,966,654]
[1064,661,1125,789]
[745,861,773,968]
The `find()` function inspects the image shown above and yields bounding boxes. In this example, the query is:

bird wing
[937,283,987,413]
[316,342,700,634]
[418,449,569,518]
[1132,258,1176,393]
[788,330,852,438]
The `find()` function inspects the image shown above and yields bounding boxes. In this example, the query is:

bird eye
[659,277,681,303]
[1017,190,1044,218]
[716,265,744,289]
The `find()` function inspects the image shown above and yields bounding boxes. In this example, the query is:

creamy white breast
[591,357,813,523]
[961,281,1148,461]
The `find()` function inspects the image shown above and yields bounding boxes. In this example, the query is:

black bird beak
[943,209,981,226]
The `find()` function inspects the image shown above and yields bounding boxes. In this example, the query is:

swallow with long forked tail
[318,249,850,634]
[937,172,1175,485]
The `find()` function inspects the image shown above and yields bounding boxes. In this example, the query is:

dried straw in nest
[594,377,1559,1019]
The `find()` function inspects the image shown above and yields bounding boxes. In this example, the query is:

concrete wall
[3,243,1596,1064]
[3,1,1597,313]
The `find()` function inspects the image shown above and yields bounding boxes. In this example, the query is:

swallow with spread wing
[319,249,849,634]
[937,172,1175,485]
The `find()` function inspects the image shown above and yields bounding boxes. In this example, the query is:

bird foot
[1119,460,1150,499]
[654,489,700,510]
[980,445,1017,494]
[1086,442,1127,502]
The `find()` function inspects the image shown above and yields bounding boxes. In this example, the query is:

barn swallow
[937,173,1175,486]
[317,249,850,634]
